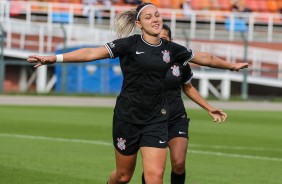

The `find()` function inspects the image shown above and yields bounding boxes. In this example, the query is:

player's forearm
[210,54,233,69]
[191,52,233,70]
[182,84,214,112]
[59,47,109,63]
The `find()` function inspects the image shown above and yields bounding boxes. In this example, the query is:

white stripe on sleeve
[183,73,193,84]
[183,50,195,66]
[104,44,114,59]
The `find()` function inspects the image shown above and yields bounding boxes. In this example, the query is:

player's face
[159,29,171,41]
[136,6,163,36]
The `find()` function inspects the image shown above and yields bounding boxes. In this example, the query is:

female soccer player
[27,3,249,184]
[142,24,228,184]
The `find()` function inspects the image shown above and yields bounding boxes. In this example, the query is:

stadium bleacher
[8,0,282,15]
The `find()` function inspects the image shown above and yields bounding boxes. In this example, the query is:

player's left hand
[230,62,250,71]
[208,109,227,124]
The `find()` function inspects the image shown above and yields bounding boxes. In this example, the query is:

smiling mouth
[153,24,159,28]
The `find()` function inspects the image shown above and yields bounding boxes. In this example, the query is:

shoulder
[116,34,141,46]
[169,41,193,55]
[107,35,140,49]
[166,41,189,55]
[128,34,141,42]
[169,41,185,48]
[160,39,182,49]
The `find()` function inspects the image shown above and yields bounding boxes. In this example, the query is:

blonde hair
[114,2,154,38]
[114,9,136,38]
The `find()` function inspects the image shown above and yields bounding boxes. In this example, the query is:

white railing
[1,1,282,44]
[1,1,282,95]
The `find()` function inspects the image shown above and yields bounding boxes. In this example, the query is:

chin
[153,30,162,36]
[152,33,160,37]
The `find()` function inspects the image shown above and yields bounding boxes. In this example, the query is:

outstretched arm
[182,82,227,123]
[27,46,110,68]
[190,52,250,71]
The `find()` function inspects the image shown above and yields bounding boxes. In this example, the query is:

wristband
[56,54,64,63]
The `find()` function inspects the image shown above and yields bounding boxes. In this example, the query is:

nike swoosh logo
[136,51,145,54]
[179,131,186,135]
[159,140,166,144]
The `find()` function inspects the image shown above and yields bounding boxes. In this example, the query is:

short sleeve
[181,64,193,84]
[104,36,133,59]
[173,44,194,66]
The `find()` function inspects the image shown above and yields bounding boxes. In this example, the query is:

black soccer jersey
[105,34,193,124]
[164,63,193,123]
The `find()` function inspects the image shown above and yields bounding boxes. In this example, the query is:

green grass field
[0,105,281,184]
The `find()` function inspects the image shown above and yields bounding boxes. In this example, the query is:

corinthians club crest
[171,65,180,77]
[117,138,126,151]
[162,50,170,63]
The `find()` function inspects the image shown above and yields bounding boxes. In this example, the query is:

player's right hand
[27,55,56,68]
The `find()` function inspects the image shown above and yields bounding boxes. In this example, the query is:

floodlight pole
[225,15,249,100]
[60,23,67,94]
[0,23,5,93]
[240,31,248,100]
[52,11,69,94]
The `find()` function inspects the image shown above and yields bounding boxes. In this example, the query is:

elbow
[205,52,215,67]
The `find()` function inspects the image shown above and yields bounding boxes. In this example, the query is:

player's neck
[142,34,161,45]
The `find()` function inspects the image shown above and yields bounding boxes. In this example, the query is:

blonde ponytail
[114,9,136,38]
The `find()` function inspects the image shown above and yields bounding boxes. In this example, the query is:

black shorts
[113,116,168,156]
[168,117,190,141]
